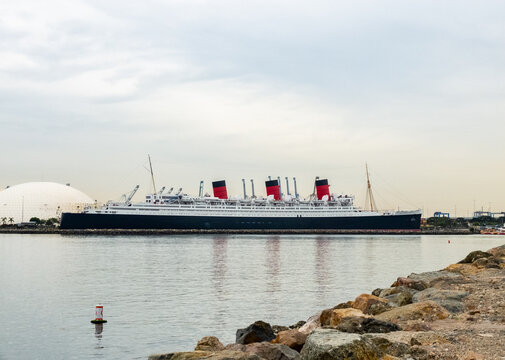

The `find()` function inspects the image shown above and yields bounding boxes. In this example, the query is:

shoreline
[0,228,473,236]
[149,243,505,360]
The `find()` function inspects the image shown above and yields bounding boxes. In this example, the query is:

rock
[367,302,393,316]
[148,351,262,360]
[487,244,505,258]
[319,309,333,326]
[224,344,247,352]
[300,329,368,360]
[464,351,485,360]
[391,277,427,291]
[300,329,412,360]
[445,263,482,275]
[412,288,469,313]
[473,256,503,269]
[289,321,306,329]
[336,317,401,334]
[272,329,307,352]
[334,301,354,309]
[353,294,391,315]
[272,325,290,335]
[298,313,321,335]
[329,308,368,327]
[245,342,300,360]
[195,336,225,352]
[375,300,450,323]
[399,320,432,331]
[371,288,383,297]
[236,320,276,344]
[320,301,355,326]
[458,250,492,264]
[381,288,414,307]
[406,270,463,287]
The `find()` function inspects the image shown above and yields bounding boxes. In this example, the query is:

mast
[365,163,377,212]
[148,154,157,194]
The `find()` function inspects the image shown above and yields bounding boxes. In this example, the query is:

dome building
[0,182,94,223]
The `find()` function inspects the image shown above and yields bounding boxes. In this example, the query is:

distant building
[0,182,93,223]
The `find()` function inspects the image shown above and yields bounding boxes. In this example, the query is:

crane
[120,185,140,204]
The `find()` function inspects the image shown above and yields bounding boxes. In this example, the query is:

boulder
[272,329,307,352]
[488,244,505,258]
[272,325,290,335]
[300,329,412,360]
[458,250,492,264]
[245,342,300,360]
[445,263,482,276]
[298,313,321,335]
[391,277,427,291]
[236,321,276,344]
[406,270,463,286]
[336,317,401,334]
[195,336,225,352]
[371,288,383,297]
[473,256,503,269]
[300,329,369,360]
[320,301,355,326]
[412,288,469,313]
[148,351,262,360]
[375,300,450,323]
[334,301,354,309]
[329,308,368,327]
[224,344,247,352]
[289,321,306,329]
[353,294,391,315]
[319,308,333,326]
[380,287,414,307]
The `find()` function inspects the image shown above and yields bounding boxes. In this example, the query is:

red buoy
[91,304,107,324]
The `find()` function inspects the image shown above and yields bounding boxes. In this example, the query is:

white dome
[0,182,94,223]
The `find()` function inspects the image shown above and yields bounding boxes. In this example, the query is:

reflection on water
[314,237,331,306]
[265,237,281,295]
[212,237,228,299]
[94,323,104,350]
[1,234,503,360]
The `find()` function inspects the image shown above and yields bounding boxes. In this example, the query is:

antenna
[242,179,247,199]
[198,181,204,197]
[250,179,255,198]
[312,176,319,199]
[148,154,157,194]
[365,163,377,212]
[293,177,299,199]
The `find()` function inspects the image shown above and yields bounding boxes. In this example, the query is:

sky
[1,0,504,217]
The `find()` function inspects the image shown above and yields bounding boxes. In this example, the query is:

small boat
[480,227,505,235]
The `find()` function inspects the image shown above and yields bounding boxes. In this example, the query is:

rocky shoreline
[0,228,472,235]
[149,244,505,360]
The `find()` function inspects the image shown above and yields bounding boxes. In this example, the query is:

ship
[60,167,422,231]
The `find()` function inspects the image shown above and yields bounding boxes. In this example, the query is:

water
[0,234,503,359]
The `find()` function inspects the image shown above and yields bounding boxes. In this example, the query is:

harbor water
[0,234,504,359]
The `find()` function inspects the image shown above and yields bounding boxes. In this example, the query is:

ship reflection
[265,236,281,294]
[315,237,331,306]
[212,236,228,298]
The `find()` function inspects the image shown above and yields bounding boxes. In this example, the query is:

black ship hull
[60,212,421,230]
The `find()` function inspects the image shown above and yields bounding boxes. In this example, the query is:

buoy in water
[91,304,107,324]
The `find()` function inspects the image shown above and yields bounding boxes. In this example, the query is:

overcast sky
[1,0,504,216]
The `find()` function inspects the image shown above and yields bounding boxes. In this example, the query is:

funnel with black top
[212,180,228,199]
